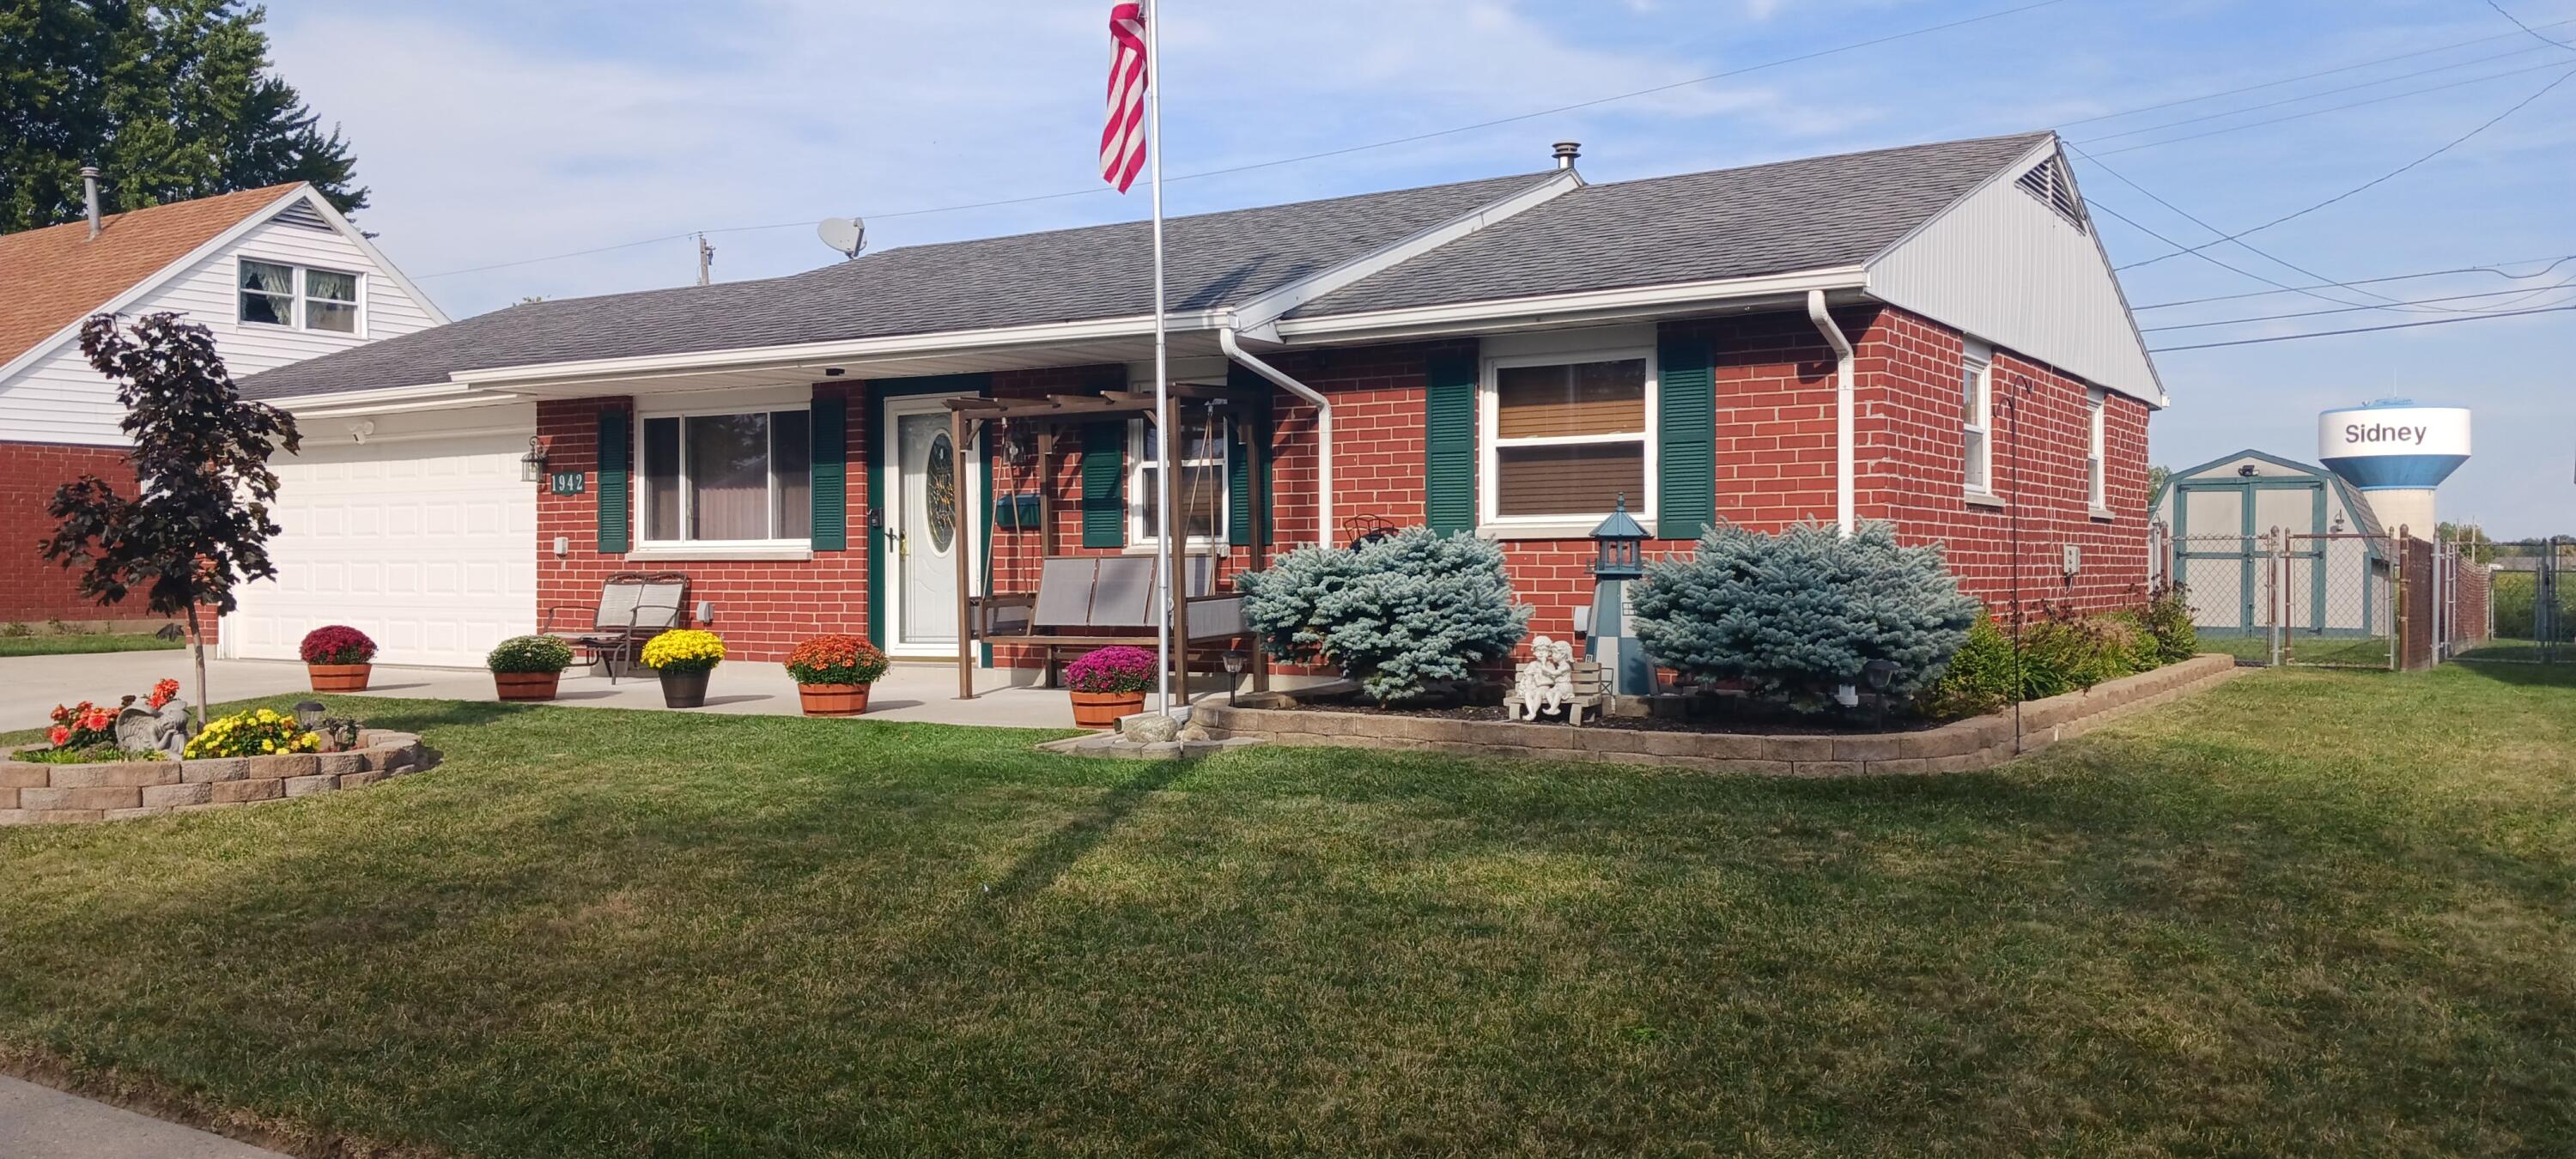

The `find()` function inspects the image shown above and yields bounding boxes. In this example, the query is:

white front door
[884,397,979,656]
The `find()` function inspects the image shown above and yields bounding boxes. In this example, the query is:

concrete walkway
[0,1076,287,1158]
[0,649,1236,733]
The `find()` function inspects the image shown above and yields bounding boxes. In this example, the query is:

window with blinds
[1485,355,1652,521]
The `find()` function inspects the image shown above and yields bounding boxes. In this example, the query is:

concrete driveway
[0,1076,287,1158]
[0,650,1107,731]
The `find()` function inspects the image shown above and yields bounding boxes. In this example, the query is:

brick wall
[0,440,163,626]
[1850,307,2154,617]
[530,303,2152,665]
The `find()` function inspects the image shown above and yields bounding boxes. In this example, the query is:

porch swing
[941,384,1273,701]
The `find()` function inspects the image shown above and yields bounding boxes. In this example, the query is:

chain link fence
[2453,537,2573,664]
[2153,525,2400,669]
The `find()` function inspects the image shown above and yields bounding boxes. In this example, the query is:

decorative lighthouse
[1585,495,1655,696]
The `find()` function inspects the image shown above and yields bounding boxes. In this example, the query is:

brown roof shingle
[0,184,303,367]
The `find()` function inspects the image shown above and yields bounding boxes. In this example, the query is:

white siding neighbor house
[0,181,450,635]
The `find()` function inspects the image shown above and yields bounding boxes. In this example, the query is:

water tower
[2316,399,2470,538]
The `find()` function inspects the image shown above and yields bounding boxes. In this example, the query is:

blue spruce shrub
[1237,527,1530,702]
[1632,520,1979,711]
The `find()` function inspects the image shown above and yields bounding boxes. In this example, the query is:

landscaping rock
[21,786,142,811]
[1121,713,1180,744]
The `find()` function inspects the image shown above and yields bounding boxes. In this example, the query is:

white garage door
[226,422,538,668]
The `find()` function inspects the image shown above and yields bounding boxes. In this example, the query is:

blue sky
[262,0,2574,536]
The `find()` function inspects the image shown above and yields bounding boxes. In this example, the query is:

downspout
[1806,289,1856,536]
[1219,326,1333,547]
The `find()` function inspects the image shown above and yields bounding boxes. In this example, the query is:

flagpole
[1146,0,1174,716]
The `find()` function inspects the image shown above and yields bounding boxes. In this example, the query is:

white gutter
[1272,267,1868,346]
[1219,327,1333,548]
[1807,288,1856,537]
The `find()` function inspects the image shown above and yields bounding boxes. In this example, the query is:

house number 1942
[549,471,586,495]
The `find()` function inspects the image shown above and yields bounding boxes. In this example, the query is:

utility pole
[695,234,714,286]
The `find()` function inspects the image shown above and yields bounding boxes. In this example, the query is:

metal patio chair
[543,572,690,683]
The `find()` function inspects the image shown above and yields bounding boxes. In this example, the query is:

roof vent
[1552,142,1582,170]
[2015,155,2086,232]
[80,166,102,240]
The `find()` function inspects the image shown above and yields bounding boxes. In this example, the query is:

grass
[2196,631,2396,669]
[0,630,185,657]
[3,665,2573,1156]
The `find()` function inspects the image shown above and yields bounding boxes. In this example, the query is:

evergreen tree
[0,0,365,234]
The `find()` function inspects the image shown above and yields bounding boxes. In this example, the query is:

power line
[2146,303,2576,351]
[2079,58,2576,156]
[2075,41,2561,143]
[2084,196,2394,313]
[2115,66,2576,271]
[418,0,2076,281]
[2073,144,2431,313]
[2138,278,2576,331]
[2057,15,2576,126]
[2129,254,2576,309]
[2485,0,2576,51]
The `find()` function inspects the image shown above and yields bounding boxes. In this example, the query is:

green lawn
[3,665,2573,1156]
[0,630,184,657]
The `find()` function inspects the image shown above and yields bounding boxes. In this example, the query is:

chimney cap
[78,165,100,178]
[1552,142,1582,169]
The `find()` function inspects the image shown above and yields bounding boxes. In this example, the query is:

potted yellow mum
[639,628,725,708]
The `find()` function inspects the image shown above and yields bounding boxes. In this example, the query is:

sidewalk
[0,1076,287,1158]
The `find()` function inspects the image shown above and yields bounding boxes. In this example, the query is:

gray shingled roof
[1287,132,2051,319]
[240,131,2055,400]
[240,171,1556,398]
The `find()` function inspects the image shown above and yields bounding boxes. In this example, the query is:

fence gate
[2455,537,2573,664]
[2278,532,2398,670]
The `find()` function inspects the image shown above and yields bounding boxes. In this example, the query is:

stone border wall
[1196,654,2241,777]
[0,730,432,824]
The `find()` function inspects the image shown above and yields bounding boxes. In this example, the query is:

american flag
[1099,3,1150,193]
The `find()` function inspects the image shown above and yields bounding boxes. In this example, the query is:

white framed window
[2086,388,2108,512]
[1961,346,1994,495]
[638,408,812,545]
[1479,347,1657,532]
[1127,415,1229,547]
[238,258,364,335]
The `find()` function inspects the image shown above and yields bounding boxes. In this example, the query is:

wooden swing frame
[942,384,1271,701]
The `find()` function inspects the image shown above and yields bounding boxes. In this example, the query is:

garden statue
[1513,636,1576,721]
[113,698,193,758]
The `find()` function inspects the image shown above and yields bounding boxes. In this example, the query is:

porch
[0,652,1236,732]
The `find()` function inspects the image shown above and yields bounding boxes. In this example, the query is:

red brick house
[0,179,446,628]
[232,131,2165,675]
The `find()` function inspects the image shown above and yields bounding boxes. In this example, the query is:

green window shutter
[1423,350,1478,537]
[596,408,630,554]
[1227,367,1273,546]
[1656,337,1716,541]
[809,395,848,550]
[1081,420,1125,548]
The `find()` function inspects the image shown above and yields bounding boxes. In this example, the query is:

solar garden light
[1222,649,1249,706]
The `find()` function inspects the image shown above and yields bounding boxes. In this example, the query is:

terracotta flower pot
[797,683,871,717]
[307,663,372,693]
[659,668,711,709]
[1070,689,1145,729]
[494,671,562,701]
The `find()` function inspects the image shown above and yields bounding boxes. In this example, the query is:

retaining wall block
[35,809,104,823]
[21,786,142,811]
[180,758,250,784]
[0,786,14,810]
[283,774,338,798]
[44,762,179,789]
[1762,737,1837,762]
[263,754,320,779]
[0,763,50,789]
[210,778,283,804]
[141,782,213,808]
[104,806,170,822]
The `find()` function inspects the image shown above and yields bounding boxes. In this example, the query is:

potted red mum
[785,634,890,716]
[1065,645,1155,729]
[300,624,377,692]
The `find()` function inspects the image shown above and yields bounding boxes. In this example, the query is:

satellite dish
[817,216,865,258]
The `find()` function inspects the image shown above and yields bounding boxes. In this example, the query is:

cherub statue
[1515,635,1573,720]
